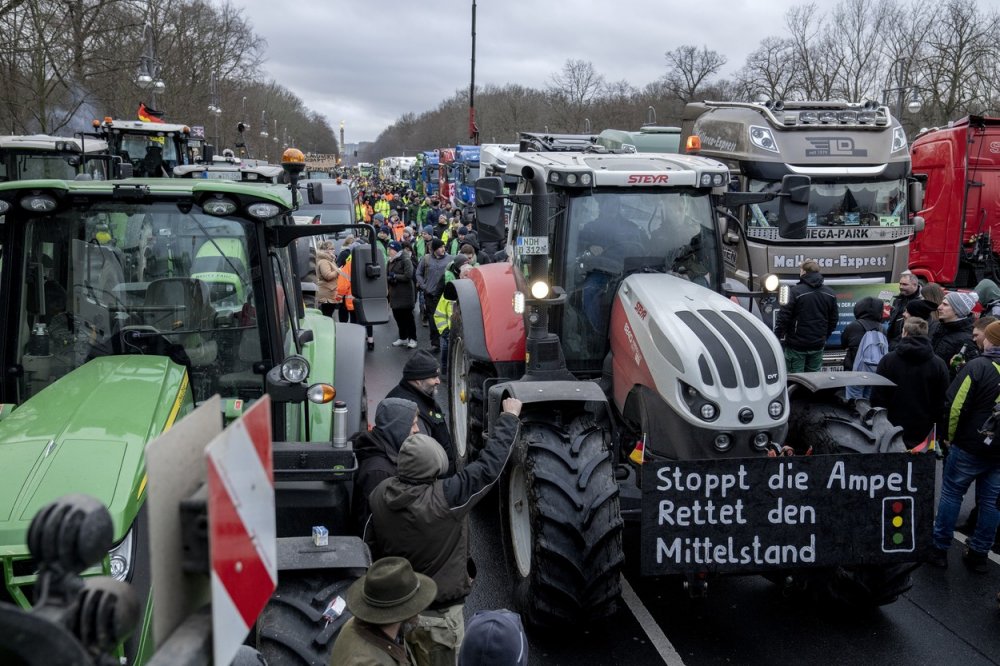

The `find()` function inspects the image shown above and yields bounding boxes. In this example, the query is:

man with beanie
[773,259,839,372]
[929,320,1000,571]
[458,610,528,666]
[871,318,950,448]
[932,291,978,371]
[416,239,453,352]
[388,350,457,474]
[366,397,523,666]
[353,398,420,532]
[330,556,436,665]
[887,271,922,348]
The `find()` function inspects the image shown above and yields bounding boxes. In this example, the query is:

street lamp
[207,72,222,149]
[136,23,166,110]
[881,57,922,120]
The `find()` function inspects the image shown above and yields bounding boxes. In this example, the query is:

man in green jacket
[329,556,437,665]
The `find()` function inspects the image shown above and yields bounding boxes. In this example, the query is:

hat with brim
[346,556,437,624]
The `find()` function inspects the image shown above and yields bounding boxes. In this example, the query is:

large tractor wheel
[256,570,362,665]
[448,308,495,466]
[784,391,912,607]
[502,413,624,627]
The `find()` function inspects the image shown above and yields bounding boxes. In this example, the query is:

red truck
[909,115,1000,286]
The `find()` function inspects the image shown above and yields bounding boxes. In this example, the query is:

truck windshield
[560,188,720,367]
[15,203,260,402]
[748,178,906,229]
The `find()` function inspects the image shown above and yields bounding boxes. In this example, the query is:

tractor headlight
[713,433,733,452]
[752,432,771,451]
[247,202,281,219]
[280,355,310,384]
[530,280,550,299]
[680,380,719,422]
[108,528,135,582]
[0,199,12,214]
[202,195,238,216]
[768,398,785,419]
[21,194,58,213]
[762,273,780,292]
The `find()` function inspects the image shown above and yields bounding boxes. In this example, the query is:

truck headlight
[108,528,135,582]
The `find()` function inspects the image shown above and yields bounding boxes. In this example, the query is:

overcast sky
[234,0,978,143]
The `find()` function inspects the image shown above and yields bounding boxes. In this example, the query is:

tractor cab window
[117,134,181,176]
[562,188,719,370]
[12,203,260,403]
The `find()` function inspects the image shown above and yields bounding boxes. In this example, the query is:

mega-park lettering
[627,174,670,184]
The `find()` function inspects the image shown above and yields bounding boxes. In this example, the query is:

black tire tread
[512,415,624,627]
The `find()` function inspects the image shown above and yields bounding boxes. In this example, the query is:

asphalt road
[361,318,1000,666]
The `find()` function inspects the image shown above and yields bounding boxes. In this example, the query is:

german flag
[137,102,163,123]
[911,425,938,455]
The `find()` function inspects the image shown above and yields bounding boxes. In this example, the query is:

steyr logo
[627,174,670,184]
[804,137,868,158]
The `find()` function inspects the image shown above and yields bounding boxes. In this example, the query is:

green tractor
[0,150,388,663]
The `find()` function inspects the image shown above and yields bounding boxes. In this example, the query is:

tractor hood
[610,274,787,432]
[0,356,190,555]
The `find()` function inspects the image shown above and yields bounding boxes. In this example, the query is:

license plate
[821,365,844,372]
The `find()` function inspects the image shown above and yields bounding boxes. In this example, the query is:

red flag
[138,102,163,123]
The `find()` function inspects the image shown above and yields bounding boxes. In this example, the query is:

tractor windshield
[14,203,261,402]
[560,188,720,369]
[115,134,182,176]
[0,151,109,182]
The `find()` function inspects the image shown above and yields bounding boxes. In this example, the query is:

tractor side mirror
[350,244,389,326]
[307,181,323,205]
[778,174,810,240]
[474,177,505,244]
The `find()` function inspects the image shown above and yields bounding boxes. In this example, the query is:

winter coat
[886,289,922,347]
[386,380,456,475]
[366,414,520,608]
[773,271,839,352]
[328,618,413,665]
[315,249,340,305]
[841,296,884,370]
[871,335,951,447]
[944,348,1000,459]
[387,251,415,310]
[931,316,977,368]
[415,252,453,297]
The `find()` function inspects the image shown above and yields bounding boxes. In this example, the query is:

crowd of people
[775,261,1000,574]
[331,347,526,666]
[315,184,493,362]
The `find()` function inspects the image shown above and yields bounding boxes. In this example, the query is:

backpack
[847,328,888,400]
[853,328,888,373]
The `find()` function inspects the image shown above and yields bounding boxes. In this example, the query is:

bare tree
[663,45,726,103]
[733,37,800,102]
[546,59,605,131]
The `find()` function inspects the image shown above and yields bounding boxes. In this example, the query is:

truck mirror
[203,144,215,163]
[907,180,924,213]
[778,174,810,240]
[350,244,390,325]
[475,177,505,244]
[475,177,503,206]
[307,181,323,205]
[911,215,925,232]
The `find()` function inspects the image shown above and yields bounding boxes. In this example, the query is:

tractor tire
[256,570,362,666]
[786,393,906,455]
[783,392,911,607]
[502,413,624,627]
[448,307,495,466]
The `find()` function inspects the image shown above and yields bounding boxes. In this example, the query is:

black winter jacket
[773,271,839,352]
[944,348,1000,459]
[841,296,884,370]
[386,251,416,309]
[931,316,977,370]
[871,335,951,447]
[386,380,456,475]
[886,290,922,346]
[366,413,521,607]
